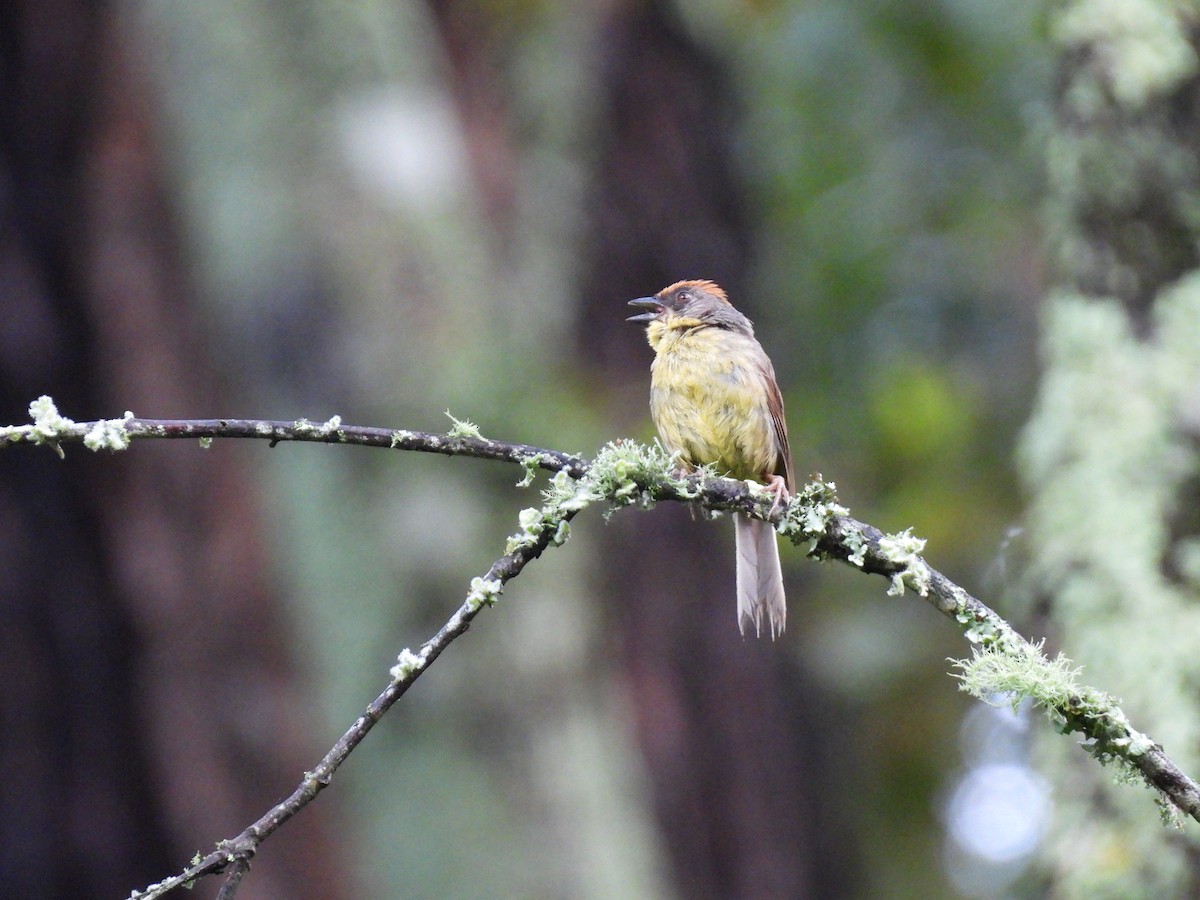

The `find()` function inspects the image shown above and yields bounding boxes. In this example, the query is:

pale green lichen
[516,452,551,488]
[28,395,75,457]
[1018,283,1200,861]
[129,879,168,900]
[506,505,553,554]
[390,647,424,680]
[1122,727,1155,758]
[505,445,650,554]
[83,412,134,452]
[445,410,483,440]
[953,643,1158,787]
[877,528,931,596]
[30,395,72,433]
[390,429,415,447]
[465,576,504,611]
[293,415,341,437]
[842,528,867,567]
[504,448,626,552]
[1158,796,1186,830]
[955,608,1002,646]
[778,479,848,546]
[586,439,675,513]
[953,642,1084,712]
[199,436,213,450]
[552,519,570,546]
[543,468,598,512]
[1054,0,1197,110]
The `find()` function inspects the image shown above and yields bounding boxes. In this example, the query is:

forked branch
[2,398,1195,899]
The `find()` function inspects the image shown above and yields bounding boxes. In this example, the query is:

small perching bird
[628,279,794,638]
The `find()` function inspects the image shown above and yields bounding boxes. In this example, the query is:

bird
[627,279,794,638]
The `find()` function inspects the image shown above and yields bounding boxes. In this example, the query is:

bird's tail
[734,513,787,639]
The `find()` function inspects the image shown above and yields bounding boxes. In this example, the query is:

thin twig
[0,409,588,478]
[213,858,249,900]
[126,494,579,898]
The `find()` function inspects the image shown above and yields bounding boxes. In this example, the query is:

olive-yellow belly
[647,323,775,481]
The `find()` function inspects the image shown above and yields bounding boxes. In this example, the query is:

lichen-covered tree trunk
[1019,2,1200,895]
[0,6,345,897]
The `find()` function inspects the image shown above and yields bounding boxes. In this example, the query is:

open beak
[626,297,661,322]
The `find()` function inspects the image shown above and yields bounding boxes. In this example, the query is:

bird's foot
[765,475,790,516]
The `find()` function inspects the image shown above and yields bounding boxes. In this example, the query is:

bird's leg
[668,464,705,518]
[669,458,699,482]
[764,474,789,516]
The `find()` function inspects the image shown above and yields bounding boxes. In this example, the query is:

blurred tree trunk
[1019,2,1200,895]
[574,4,847,898]
[426,1,851,895]
[1047,5,1200,324]
[0,5,345,898]
[426,0,519,234]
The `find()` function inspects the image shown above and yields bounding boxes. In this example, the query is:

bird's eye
[677,291,690,303]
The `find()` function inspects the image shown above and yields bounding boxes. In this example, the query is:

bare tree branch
[3,398,1195,897]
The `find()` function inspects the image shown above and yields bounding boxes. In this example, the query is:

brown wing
[761,357,795,492]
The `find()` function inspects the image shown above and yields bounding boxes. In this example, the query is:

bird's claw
[765,475,789,516]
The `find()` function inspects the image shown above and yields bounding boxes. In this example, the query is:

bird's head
[627,280,752,336]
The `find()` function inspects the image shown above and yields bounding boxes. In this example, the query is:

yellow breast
[646,322,776,481]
